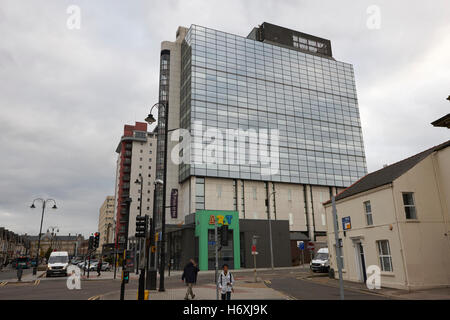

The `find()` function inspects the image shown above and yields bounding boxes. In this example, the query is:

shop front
[195,210,240,271]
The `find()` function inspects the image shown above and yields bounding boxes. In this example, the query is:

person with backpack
[181,259,199,300]
[218,263,234,300]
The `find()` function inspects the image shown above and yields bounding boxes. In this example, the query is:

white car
[88,261,98,271]
[310,248,330,273]
[101,262,111,271]
[47,251,69,277]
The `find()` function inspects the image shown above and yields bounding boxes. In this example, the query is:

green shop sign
[195,210,240,271]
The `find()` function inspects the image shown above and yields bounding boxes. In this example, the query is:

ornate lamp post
[30,198,57,275]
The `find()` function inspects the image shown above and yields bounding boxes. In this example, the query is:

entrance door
[357,243,367,282]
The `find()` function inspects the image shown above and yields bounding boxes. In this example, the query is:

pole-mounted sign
[342,216,351,230]
[170,189,178,219]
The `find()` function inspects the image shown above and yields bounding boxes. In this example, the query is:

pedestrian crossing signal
[123,271,129,283]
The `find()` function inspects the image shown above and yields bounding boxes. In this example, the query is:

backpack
[220,271,233,285]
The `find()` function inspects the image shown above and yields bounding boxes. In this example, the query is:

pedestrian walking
[181,259,199,300]
[16,263,23,282]
[97,258,103,277]
[218,264,234,300]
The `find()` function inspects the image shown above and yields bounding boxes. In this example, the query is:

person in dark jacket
[97,258,103,277]
[181,259,199,300]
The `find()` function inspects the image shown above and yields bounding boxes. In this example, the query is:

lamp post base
[146,269,157,290]
[138,268,146,300]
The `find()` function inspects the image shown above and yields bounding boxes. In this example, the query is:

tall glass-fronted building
[154,23,367,270]
[179,23,366,187]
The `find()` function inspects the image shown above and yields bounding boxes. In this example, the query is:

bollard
[137,289,150,300]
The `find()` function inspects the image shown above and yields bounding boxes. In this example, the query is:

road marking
[34,280,40,286]
[264,280,271,285]
[0,281,7,287]
[88,295,100,300]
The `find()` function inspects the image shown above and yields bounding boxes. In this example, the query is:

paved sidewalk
[0,270,45,284]
[163,265,308,278]
[88,265,306,282]
[101,280,289,300]
[305,274,450,300]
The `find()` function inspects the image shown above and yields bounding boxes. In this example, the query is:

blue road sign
[297,241,305,250]
[208,241,216,245]
[342,216,351,230]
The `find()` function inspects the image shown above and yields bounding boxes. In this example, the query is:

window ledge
[365,225,375,228]
[405,219,420,223]
[381,271,395,277]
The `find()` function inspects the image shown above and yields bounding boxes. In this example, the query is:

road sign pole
[87,252,91,279]
[253,253,257,282]
[214,221,219,300]
[83,255,86,276]
[332,196,345,300]
[302,249,305,268]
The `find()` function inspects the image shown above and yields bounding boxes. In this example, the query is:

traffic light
[123,270,129,283]
[94,232,100,248]
[88,236,94,250]
[135,215,148,238]
[220,225,228,246]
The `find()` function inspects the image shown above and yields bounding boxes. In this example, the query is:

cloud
[0,0,449,236]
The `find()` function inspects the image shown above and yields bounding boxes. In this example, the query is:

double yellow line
[0,281,7,287]
[34,279,40,286]
[88,295,101,300]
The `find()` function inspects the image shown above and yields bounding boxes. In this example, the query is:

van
[310,247,329,273]
[46,251,69,277]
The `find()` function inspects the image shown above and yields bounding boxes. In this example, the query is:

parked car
[16,257,31,269]
[10,259,17,269]
[310,248,330,273]
[88,261,98,271]
[80,260,97,271]
[47,251,69,277]
[30,259,37,267]
[101,262,111,271]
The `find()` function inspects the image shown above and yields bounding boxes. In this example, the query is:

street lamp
[145,102,168,292]
[144,104,158,125]
[268,191,275,270]
[30,198,57,275]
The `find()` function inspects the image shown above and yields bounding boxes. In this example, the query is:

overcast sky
[0,0,449,237]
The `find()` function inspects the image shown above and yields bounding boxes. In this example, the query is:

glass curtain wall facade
[180,24,366,188]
